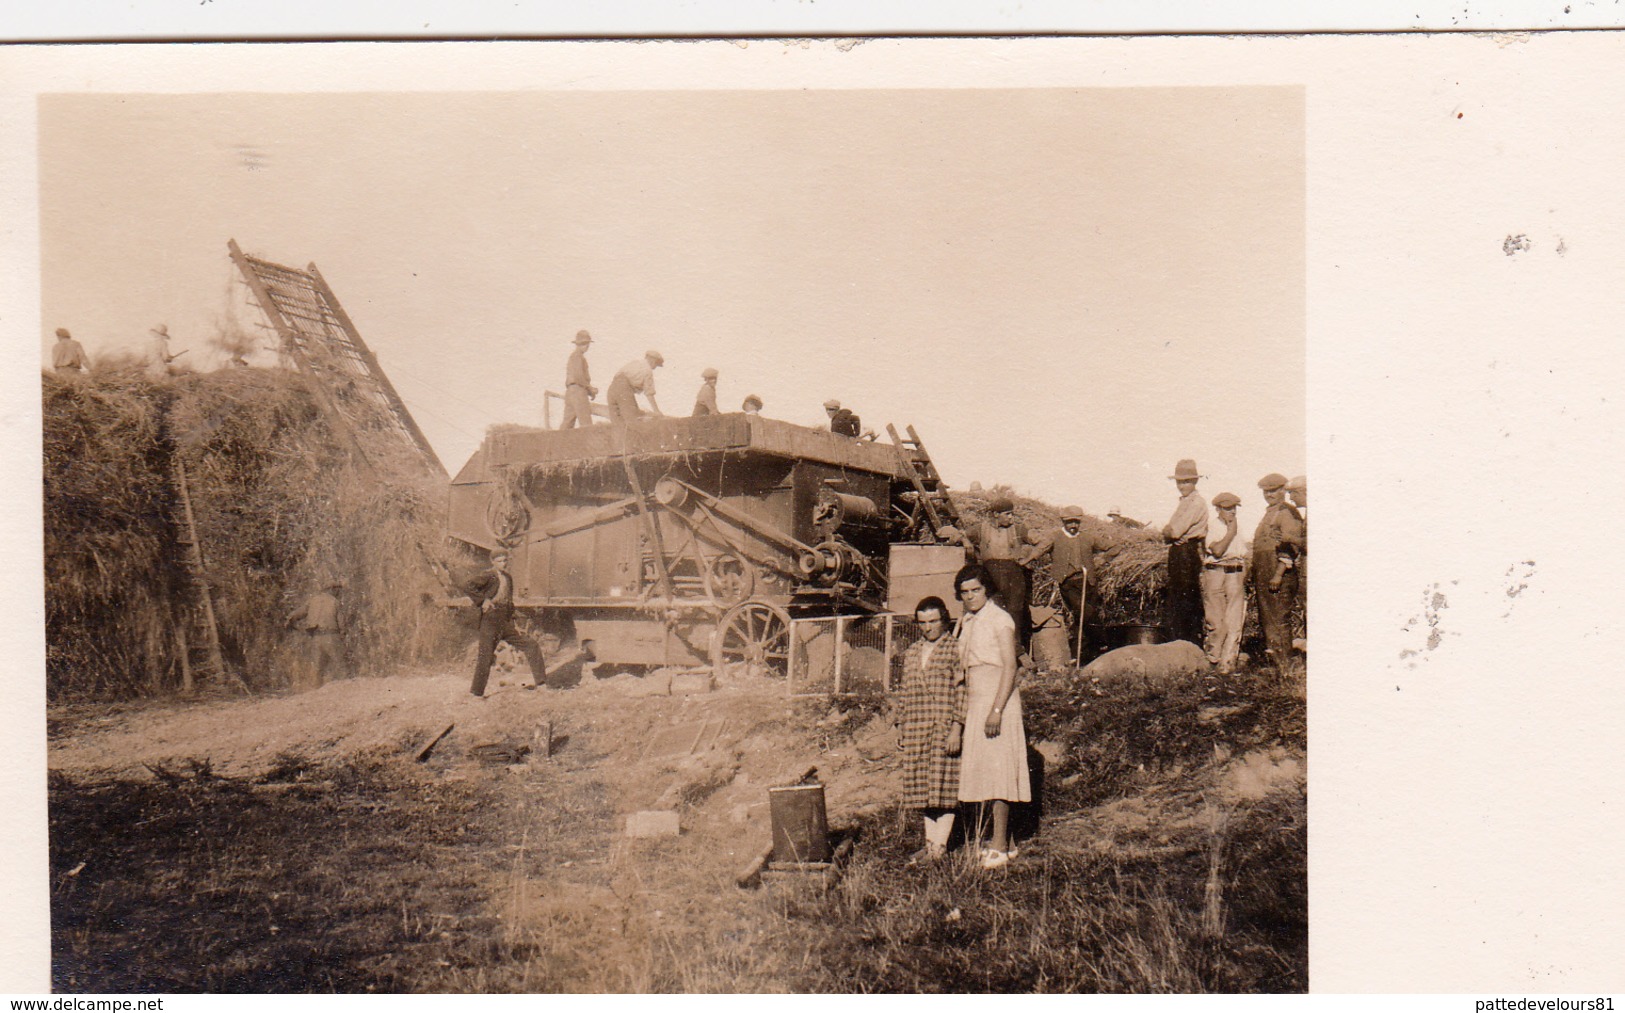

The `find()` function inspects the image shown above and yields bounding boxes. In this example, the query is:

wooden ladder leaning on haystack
[170,457,250,695]
[887,423,968,545]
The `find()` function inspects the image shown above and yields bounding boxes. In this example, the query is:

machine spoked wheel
[715,600,792,680]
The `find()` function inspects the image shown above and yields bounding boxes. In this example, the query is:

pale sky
[39,87,1303,525]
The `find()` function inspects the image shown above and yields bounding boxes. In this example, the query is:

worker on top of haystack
[742,394,763,415]
[607,349,664,423]
[1161,459,1208,647]
[287,579,346,689]
[145,324,180,380]
[1252,473,1306,676]
[559,330,597,429]
[823,398,862,438]
[692,367,720,417]
[1106,506,1145,529]
[967,496,1039,653]
[466,550,548,697]
[52,327,87,374]
[1019,505,1103,663]
[1201,492,1248,675]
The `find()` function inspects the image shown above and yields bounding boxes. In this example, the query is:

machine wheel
[715,600,792,680]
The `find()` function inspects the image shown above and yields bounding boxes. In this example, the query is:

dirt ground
[47,658,1307,992]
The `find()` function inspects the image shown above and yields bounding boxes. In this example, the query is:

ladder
[886,423,967,542]
[170,457,248,695]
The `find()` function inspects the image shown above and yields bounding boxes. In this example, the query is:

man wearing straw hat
[145,323,178,380]
[1252,473,1306,673]
[52,327,87,374]
[1161,459,1209,646]
[1201,492,1248,675]
[559,330,597,429]
[1019,505,1103,663]
[287,579,346,688]
[607,350,665,422]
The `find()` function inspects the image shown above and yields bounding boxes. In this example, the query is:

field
[48,656,1305,993]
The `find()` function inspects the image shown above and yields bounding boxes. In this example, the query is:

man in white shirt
[1201,492,1248,675]
[607,350,665,422]
[1161,458,1208,646]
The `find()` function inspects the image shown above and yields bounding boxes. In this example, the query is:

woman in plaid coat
[896,595,967,862]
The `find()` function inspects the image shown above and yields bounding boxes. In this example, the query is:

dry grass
[43,364,468,700]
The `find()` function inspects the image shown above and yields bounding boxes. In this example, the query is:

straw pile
[950,485,1168,625]
[43,364,466,701]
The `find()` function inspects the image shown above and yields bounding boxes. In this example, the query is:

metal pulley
[653,476,689,508]
[797,539,866,586]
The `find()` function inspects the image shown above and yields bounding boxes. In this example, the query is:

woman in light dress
[953,562,1032,869]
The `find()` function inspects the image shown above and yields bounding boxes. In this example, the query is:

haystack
[43,363,466,701]
[950,485,1167,626]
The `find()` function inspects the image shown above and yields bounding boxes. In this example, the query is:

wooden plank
[735,843,775,888]
[413,722,456,763]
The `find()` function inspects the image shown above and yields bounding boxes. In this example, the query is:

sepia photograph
[7,29,1625,996]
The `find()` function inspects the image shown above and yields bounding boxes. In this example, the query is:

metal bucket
[768,783,830,863]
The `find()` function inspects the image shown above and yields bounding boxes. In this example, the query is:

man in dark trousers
[1161,458,1208,646]
[1020,505,1103,662]
[1252,473,1307,674]
[467,550,548,697]
[287,579,346,688]
[968,496,1038,652]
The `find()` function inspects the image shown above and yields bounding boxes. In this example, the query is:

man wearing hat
[286,579,346,689]
[1161,459,1209,646]
[692,367,721,417]
[52,327,87,374]
[146,324,177,380]
[1020,506,1104,661]
[559,330,598,429]
[607,350,665,423]
[823,399,862,438]
[465,550,548,696]
[1252,473,1306,673]
[742,394,763,415]
[969,496,1038,651]
[1201,492,1248,674]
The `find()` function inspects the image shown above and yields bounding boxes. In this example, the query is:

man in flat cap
[607,350,665,423]
[1251,473,1306,674]
[52,327,87,375]
[559,330,597,429]
[1020,505,1104,662]
[742,394,763,415]
[286,579,346,689]
[969,496,1039,652]
[692,367,721,417]
[1161,459,1208,647]
[824,399,862,438]
[1201,492,1248,675]
[465,550,548,697]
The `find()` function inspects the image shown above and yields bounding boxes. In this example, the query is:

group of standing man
[557,329,869,436]
[557,329,770,428]
[1161,459,1307,675]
